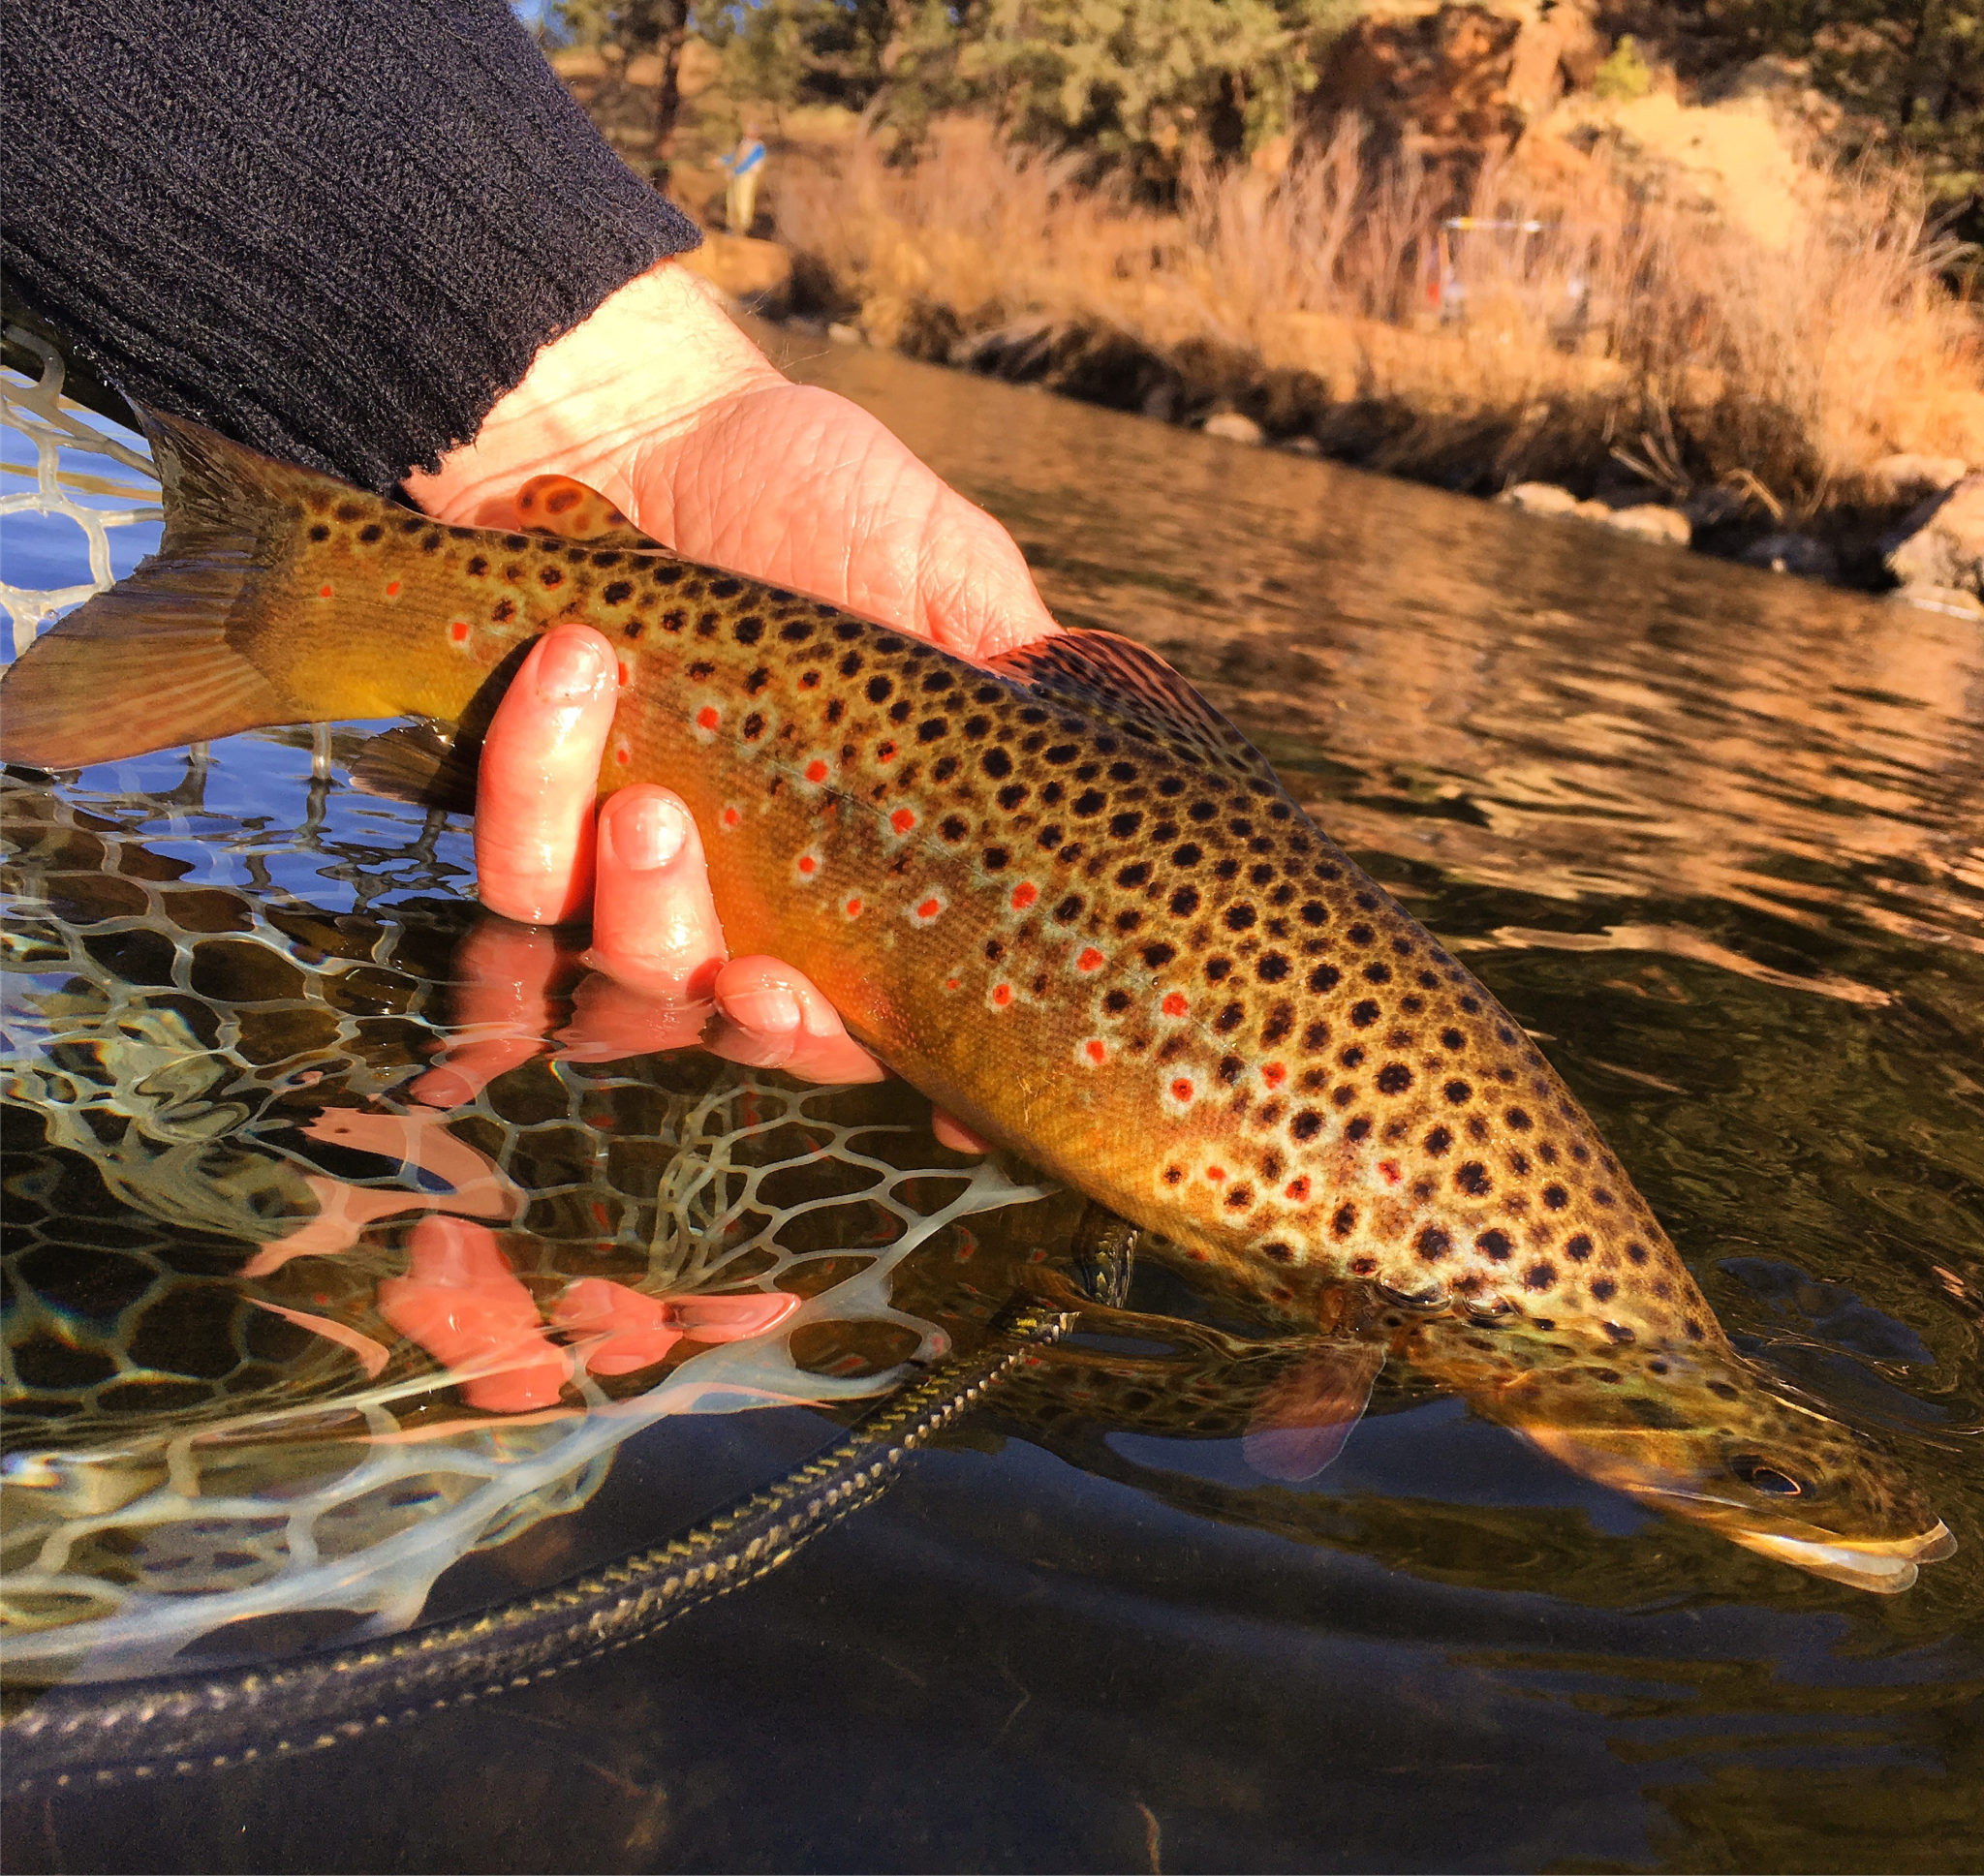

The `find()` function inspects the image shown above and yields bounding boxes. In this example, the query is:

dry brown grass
[772,116,1984,515]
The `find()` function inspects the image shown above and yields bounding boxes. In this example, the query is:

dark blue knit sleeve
[1,0,702,490]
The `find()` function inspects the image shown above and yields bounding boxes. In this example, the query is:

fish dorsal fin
[1241,1340,1384,1483]
[989,629,1263,778]
[513,475,666,552]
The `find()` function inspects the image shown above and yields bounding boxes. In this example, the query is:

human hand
[403,261,1047,1142]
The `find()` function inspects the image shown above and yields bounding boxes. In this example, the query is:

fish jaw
[1720,1522,1957,1594]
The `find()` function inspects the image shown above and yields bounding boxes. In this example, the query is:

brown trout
[0,412,1954,1590]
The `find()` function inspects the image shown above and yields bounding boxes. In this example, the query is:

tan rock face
[1885,475,1984,598]
[1304,0,1603,176]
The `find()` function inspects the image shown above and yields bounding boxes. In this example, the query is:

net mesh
[0,338,1061,1685]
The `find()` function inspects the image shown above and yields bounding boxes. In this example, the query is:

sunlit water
[4,339,1981,1871]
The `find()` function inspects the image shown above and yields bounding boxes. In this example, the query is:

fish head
[1459,1330,1955,1591]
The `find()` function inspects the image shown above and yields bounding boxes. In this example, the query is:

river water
[4,335,1982,1871]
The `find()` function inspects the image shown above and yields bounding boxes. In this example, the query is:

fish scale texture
[0,0,698,489]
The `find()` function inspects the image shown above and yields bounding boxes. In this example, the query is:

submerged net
[0,336,1062,1685]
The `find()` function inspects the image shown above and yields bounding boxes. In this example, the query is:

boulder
[1594,504,1691,546]
[1202,411,1266,446]
[678,234,793,319]
[1740,532,1839,579]
[1884,473,1984,597]
[1500,480,1581,516]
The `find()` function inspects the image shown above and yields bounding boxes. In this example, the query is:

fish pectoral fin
[350,720,481,815]
[512,475,668,551]
[988,628,1264,780]
[1242,1341,1385,1483]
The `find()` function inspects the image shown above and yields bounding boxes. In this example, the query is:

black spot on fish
[1455,1161,1491,1196]
[1424,1124,1452,1155]
[1477,1228,1512,1261]
[1350,1000,1380,1028]
[1204,957,1231,982]
[1224,904,1256,932]
[1118,862,1151,888]
[1417,1224,1452,1261]
[1109,811,1142,838]
[1443,1080,1472,1104]
[1625,1240,1649,1264]
[1376,1062,1411,1094]
[1308,964,1341,993]
[308,523,330,542]
[1543,1184,1568,1210]
[1256,953,1289,982]
[1525,1263,1557,1291]
[1363,962,1391,984]
[1346,1116,1372,1142]
[1302,1020,1329,1051]
[1291,1110,1322,1141]
[1215,1002,1244,1033]
[603,579,634,605]
[1142,941,1176,968]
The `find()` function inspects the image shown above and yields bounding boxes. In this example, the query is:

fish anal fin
[350,721,480,815]
[513,475,667,551]
[1241,1341,1384,1483]
[989,629,1262,776]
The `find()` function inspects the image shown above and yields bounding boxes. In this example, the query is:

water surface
[5,341,1982,1872]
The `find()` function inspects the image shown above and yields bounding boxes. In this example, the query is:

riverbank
[682,110,1983,611]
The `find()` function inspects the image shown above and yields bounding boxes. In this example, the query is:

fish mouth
[1721,1522,1959,1594]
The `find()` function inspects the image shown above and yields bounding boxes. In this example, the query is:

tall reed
[773,117,1983,514]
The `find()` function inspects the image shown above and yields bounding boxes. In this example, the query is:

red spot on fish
[1380,1159,1402,1184]
[806,758,829,784]
[917,897,942,920]
[878,741,897,762]
[450,621,470,643]
[722,806,742,828]
[1085,1038,1107,1064]
[1077,947,1104,971]
[1286,1176,1311,1200]
[845,896,863,917]
[946,976,961,991]
[1206,1165,1226,1183]
[318,583,333,599]
[993,983,1013,1007]
[697,706,719,731]
[613,743,630,767]
[1162,992,1188,1017]
[891,808,915,833]
[797,855,818,876]
[1012,882,1038,910]
[385,580,401,599]
[1263,1061,1286,1088]
[616,659,630,686]
[1171,1078,1194,1102]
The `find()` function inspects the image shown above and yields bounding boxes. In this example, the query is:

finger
[931,1106,993,1155]
[474,624,618,925]
[410,918,570,1108]
[706,954,887,1084]
[587,786,728,999]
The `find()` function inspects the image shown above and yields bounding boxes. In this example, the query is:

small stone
[1201,410,1265,446]
[1500,481,1581,517]
[827,323,865,346]
[1740,532,1838,579]
[1890,582,1984,620]
[1596,505,1692,547]
[1280,434,1322,456]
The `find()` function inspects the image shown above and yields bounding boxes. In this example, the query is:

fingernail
[722,985,802,1034]
[615,793,685,872]
[535,630,606,702]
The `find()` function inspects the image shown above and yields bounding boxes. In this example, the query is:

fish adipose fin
[351,721,481,815]
[990,630,1265,779]
[1,413,303,769]
[513,475,667,552]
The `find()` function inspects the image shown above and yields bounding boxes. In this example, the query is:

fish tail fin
[2,412,314,769]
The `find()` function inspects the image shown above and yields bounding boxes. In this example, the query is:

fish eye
[1728,1455,1806,1497]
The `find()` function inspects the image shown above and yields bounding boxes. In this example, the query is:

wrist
[405,261,783,527]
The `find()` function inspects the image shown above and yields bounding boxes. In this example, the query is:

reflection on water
[4,341,1983,1869]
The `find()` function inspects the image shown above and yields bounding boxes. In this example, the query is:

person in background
[720,120,768,236]
[3,0,1055,1105]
